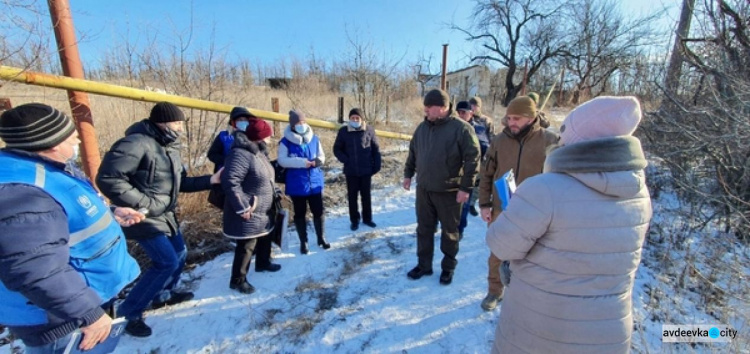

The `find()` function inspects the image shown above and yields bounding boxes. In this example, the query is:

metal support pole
[440,44,448,91]
[271,97,280,137]
[48,0,101,181]
[337,97,344,124]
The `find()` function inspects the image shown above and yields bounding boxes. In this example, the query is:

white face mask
[294,124,308,134]
[349,121,361,129]
[236,121,250,132]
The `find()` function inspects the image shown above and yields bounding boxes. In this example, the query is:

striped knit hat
[0,103,76,151]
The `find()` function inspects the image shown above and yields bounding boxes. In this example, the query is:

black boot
[295,218,309,254]
[314,217,330,249]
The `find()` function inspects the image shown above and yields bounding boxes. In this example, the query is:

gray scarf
[544,136,647,173]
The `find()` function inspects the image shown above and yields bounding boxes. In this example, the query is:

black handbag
[270,159,287,184]
[268,183,286,247]
[207,183,225,209]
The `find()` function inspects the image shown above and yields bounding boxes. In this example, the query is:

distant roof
[446,65,486,76]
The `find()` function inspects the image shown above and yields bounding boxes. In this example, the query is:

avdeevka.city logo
[662,324,737,343]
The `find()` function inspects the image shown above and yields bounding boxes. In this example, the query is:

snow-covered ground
[106,180,747,353]
[3,145,747,353]
[114,184,500,353]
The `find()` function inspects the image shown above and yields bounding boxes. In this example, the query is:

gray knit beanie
[0,103,76,151]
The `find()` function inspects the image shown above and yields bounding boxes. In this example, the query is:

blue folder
[494,169,517,210]
[63,317,127,354]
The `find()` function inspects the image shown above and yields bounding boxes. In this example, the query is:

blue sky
[66,0,677,73]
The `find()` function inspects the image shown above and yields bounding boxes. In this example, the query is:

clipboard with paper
[494,169,517,210]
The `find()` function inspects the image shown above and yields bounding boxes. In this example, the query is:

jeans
[458,188,477,234]
[24,332,74,354]
[117,231,186,320]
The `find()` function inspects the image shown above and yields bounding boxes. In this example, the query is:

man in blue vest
[0,103,142,352]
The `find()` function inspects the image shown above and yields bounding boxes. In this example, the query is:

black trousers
[415,186,461,272]
[345,174,372,224]
[291,193,324,224]
[231,234,272,282]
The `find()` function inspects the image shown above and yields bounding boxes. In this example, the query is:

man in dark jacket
[96,102,221,337]
[467,96,495,217]
[403,89,480,285]
[0,103,142,352]
[333,108,382,231]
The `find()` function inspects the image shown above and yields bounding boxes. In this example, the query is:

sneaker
[407,266,433,280]
[125,318,152,337]
[439,270,454,285]
[151,291,194,309]
[229,280,256,294]
[255,263,282,272]
[350,223,359,231]
[469,205,479,216]
[363,221,377,228]
[480,291,504,311]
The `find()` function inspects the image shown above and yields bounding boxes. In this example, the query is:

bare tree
[339,27,404,122]
[453,0,569,106]
[561,0,664,104]
[412,52,441,96]
[0,0,50,70]
[640,0,750,241]
[662,0,697,105]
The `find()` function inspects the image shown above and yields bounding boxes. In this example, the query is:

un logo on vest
[77,195,93,209]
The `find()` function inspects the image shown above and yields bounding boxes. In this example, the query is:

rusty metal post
[48,0,101,181]
[271,97,280,137]
[440,44,448,91]
[0,98,11,111]
[337,97,344,124]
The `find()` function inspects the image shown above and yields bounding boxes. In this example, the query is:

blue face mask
[349,121,361,129]
[236,121,250,132]
[294,124,308,134]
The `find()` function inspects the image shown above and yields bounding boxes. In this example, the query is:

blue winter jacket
[0,150,140,347]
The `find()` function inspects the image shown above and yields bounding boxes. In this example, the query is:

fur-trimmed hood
[544,136,647,198]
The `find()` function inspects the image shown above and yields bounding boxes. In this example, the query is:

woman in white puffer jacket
[486,96,653,354]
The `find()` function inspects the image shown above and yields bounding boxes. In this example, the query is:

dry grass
[0,80,423,268]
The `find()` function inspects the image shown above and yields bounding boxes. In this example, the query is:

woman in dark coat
[333,108,381,230]
[222,118,281,294]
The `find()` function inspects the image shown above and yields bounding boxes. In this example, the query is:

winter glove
[500,260,511,286]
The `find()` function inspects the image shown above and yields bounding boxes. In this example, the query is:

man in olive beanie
[477,94,558,311]
[404,89,480,285]
[525,92,551,128]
